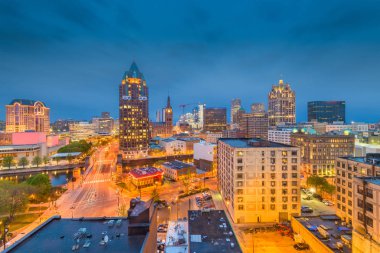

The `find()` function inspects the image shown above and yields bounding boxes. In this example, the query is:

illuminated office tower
[268,80,296,127]
[231,98,242,124]
[119,62,149,158]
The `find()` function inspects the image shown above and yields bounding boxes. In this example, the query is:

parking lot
[301,192,335,216]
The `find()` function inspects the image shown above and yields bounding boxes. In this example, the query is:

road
[57,141,127,218]
[300,192,335,216]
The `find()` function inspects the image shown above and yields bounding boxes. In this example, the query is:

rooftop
[165,221,188,253]
[339,154,380,166]
[129,167,163,179]
[188,210,242,253]
[0,144,41,152]
[356,176,380,186]
[4,217,146,253]
[50,152,82,158]
[219,138,294,148]
[163,160,194,170]
[294,215,351,253]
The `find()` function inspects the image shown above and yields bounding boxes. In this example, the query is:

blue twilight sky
[1,0,380,123]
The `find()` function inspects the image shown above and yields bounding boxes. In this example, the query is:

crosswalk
[82,178,111,185]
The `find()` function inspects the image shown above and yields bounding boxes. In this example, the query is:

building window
[292,196,297,202]
[270,204,275,210]
[282,197,288,202]
[291,151,297,156]
[291,158,297,163]
[282,204,287,210]
[282,151,288,156]
[366,217,373,227]
[271,189,276,194]
[237,189,243,195]
[271,197,276,203]
[238,205,244,210]
[237,197,244,203]
[292,204,297,210]
[237,166,243,171]
[292,189,297,194]
[292,165,297,171]
[237,173,243,179]
[237,158,243,163]
[271,151,275,157]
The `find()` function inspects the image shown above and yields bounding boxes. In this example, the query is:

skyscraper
[6,99,50,133]
[119,62,149,158]
[203,107,227,133]
[307,101,346,123]
[231,98,241,124]
[268,80,296,127]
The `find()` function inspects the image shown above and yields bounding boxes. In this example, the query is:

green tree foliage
[18,157,29,168]
[58,140,92,153]
[26,174,52,201]
[321,182,336,199]
[0,181,33,220]
[43,156,50,166]
[32,156,42,167]
[306,175,327,192]
[2,156,15,169]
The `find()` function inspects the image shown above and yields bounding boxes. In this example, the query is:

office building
[231,98,241,125]
[335,154,380,224]
[69,121,96,141]
[218,138,301,223]
[119,62,150,158]
[203,107,227,133]
[162,160,196,181]
[238,110,268,140]
[6,99,50,134]
[268,80,296,127]
[291,132,355,176]
[268,128,294,145]
[251,103,265,113]
[51,119,79,133]
[0,120,5,132]
[308,101,346,123]
[194,141,217,173]
[92,112,114,135]
[352,176,380,253]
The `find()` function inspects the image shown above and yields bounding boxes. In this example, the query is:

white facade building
[218,138,301,223]
[268,129,293,145]
[159,138,186,155]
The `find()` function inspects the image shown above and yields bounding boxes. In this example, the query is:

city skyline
[1,1,380,122]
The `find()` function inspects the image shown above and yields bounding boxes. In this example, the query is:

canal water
[0,169,85,187]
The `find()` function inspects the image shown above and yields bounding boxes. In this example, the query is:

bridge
[0,162,86,177]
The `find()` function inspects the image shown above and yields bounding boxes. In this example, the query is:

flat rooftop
[188,210,242,253]
[5,217,147,253]
[358,176,380,186]
[294,215,352,253]
[129,167,163,178]
[219,138,294,148]
[340,155,380,167]
[163,160,194,170]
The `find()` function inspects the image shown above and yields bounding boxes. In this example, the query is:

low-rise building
[69,121,96,141]
[129,167,163,188]
[193,142,217,173]
[159,138,186,155]
[352,177,380,253]
[268,128,293,145]
[218,138,301,223]
[335,154,380,224]
[4,198,157,253]
[291,215,352,253]
[162,160,196,181]
[188,210,242,253]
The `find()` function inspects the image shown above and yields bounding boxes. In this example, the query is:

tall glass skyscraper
[307,101,346,123]
[119,62,149,158]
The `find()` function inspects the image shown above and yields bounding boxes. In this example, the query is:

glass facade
[307,101,345,123]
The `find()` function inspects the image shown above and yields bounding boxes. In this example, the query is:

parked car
[303,196,312,200]
[294,243,310,250]
[301,206,313,213]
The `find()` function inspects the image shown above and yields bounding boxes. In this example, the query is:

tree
[53,157,60,165]
[43,156,50,167]
[18,157,29,169]
[117,204,128,216]
[32,156,42,168]
[306,175,327,193]
[2,156,14,169]
[26,174,52,201]
[0,181,32,220]
[181,168,194,194]
[151,187,160,202]
[321,183,336,199]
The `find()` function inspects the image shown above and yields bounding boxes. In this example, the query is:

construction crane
[179,103,199,114]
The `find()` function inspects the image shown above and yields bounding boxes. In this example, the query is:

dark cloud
[0,0,379,122]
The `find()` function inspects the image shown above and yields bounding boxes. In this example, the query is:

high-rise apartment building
[291,132,355,176]
[231,98,241,124]
[238,111,268,139]
[203,107,227,133]
[352,176,380,253]
[6,99,50,134]
[119,62,149,158]
[335,154,380,224]
[218,138,301,223]
[308,101,346,123]
[268,80,296,127]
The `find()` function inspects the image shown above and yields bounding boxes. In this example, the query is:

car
[294,243,310,250]
[301,206,313,213]
[303,196,312,200]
